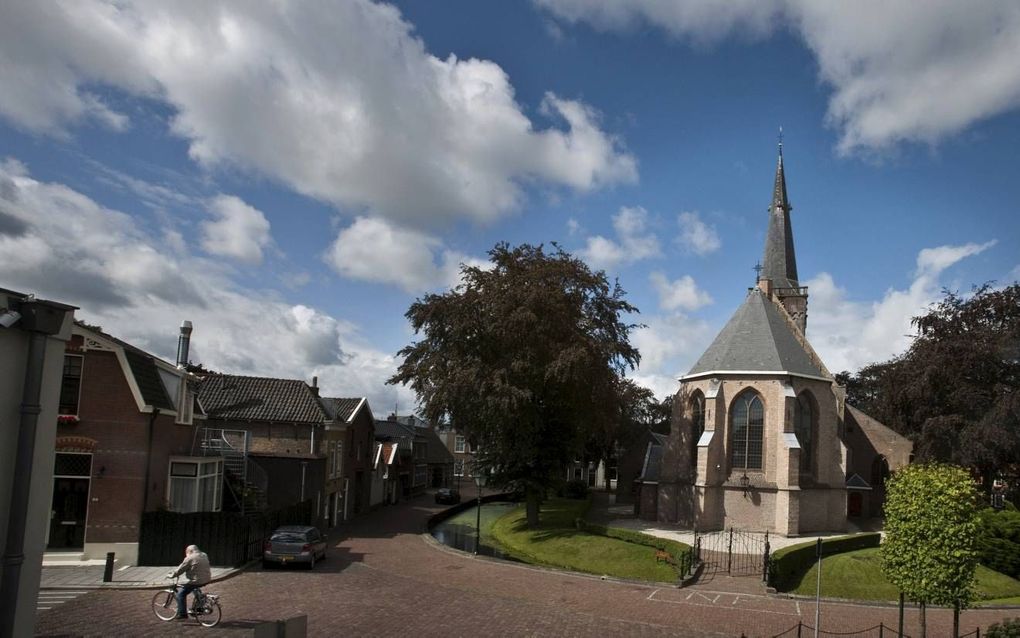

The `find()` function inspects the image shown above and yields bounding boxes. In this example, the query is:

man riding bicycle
[167,545,211,619]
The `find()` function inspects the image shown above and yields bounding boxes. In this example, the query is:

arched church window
[795,392,814,473]
[690,392,705,467]
[871,456,889,488]
[731,392,764,470]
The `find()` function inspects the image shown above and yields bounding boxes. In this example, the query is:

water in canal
[431,502,517,558]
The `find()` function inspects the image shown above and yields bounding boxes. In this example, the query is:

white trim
[681,370,832,383]
[782,432,801,448]
[347,397,367,423]
[696,430,714,447]
[704,378,721,399]
[780,381,797,398]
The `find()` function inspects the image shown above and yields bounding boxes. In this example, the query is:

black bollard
[103,552,115,582]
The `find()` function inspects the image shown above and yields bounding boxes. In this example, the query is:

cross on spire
[753,262,763,282]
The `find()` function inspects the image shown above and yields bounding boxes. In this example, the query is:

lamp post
[473,472,488,555]
[739,472,751,498]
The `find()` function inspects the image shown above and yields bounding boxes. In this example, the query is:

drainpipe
[300,461,307,502]
[0,299,71,638]
[141,408,160,512]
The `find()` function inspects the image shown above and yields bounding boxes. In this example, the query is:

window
[59,355,83,415]
[690,392,705,466]
[330,441,343,478]
[413,464,427,487]
[454,460,464,476]
[795,393,815,473]
[455,435,465,453]
[167,458,223,513]
[730,392,764,471]
[871,456,889,488]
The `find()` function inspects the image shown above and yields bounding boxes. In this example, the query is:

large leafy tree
[836,283,1020,491]
[389,243,640,527]
[881,463,980,637]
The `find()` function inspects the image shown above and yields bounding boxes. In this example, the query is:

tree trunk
[526,487,541,528]
[919,601,926,638]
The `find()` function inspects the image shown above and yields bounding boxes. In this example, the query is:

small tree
[881,463,980,637]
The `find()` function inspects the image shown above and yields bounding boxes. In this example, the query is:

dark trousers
[177,582,201,617]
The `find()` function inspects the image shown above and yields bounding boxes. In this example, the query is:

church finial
[778,126,783,156]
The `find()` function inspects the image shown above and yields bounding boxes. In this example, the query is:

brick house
[47,321,204,565]
[659,145,912,535]
[436,426,477,491]
[319,395,375,523]
[374,417,430,499]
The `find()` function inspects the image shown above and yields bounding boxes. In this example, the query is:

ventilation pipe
[176,320,192,368]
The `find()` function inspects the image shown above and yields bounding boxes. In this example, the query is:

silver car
[262,525,327,569]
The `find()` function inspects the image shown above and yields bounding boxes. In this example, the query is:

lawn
[490,497,683,583]
[789,547,1020,603]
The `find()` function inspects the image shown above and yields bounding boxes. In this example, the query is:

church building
[654,143,912,536]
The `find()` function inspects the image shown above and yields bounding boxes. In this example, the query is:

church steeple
[761,136,799,289]
[758,133,808,334]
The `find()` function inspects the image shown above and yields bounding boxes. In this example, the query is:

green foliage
[837,284,1020,486]
[768,534,881,591]
[575,518,692,572]
[563,479,589,499]
[977,507,1020,579]
[389,243,641,525]
[986,618,1020,638]
[786,547,1020,602]
[490,498,685,583]
[880,463,981,608]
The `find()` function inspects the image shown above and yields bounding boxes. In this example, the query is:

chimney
[176,320,193,368]
[310,375,319,397]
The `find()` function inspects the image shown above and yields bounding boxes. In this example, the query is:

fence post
[727,528,733,574]
[763,530,770,583]
[796,621,802,638]
[879,623,884,638]
[102,552,115,583]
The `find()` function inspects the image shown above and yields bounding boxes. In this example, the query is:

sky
[1,1,1018,412]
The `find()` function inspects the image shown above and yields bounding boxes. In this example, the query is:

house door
[847,492,864,518]
[49,453,93,550]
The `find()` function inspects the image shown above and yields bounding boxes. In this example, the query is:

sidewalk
[40,563,246,590]
[586,490,884,551]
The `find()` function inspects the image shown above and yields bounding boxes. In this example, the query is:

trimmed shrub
[564,479,589,499]
[768,533,882,591]
[986,618,1020,638]
[977,507,1020,579]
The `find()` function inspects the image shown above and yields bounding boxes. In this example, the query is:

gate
[694,528,771,580]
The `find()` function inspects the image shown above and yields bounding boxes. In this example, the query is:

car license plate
[280,557,290,562]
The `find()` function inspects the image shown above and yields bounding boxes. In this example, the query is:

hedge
[575,519,695,577]
[768,533,882,591]
[977,507,1020,580]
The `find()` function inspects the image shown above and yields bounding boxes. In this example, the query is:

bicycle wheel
[151,590,178,621]
[198,601,222,628]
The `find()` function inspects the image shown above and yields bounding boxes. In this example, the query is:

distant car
[262,525,327,569]
[435,488,461,504]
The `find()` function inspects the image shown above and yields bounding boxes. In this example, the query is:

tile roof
[198,374,327,424]
[374,419,415,441]
[686,288,824,378]
[319,397,364,422]
[639,441,663,483]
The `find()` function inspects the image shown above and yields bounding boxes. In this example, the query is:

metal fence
[753,621,984,638]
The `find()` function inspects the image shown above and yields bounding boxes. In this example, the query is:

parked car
[262,525,327,569]
[435,488,461,504]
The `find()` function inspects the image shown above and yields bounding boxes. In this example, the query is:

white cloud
[0,1,636,224]
[0,160,415,414]
[649,272,713,311]
[536,0,1020,153]
[676,211,720,256]
[805,240,996,373]
[629,312,717,399]
[200,194,271,264]
[326,216,484,293]
[579,206,660,270]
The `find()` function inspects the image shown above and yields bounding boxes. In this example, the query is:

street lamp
[739,472,751,498]
[473,472,488,555]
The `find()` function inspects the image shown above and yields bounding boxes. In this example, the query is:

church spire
[761,133,798,288]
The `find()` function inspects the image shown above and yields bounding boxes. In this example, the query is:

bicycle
[151,576,222,627]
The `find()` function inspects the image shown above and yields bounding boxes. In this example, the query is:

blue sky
[1,1,1018,409]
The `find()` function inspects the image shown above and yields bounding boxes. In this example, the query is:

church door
[847,492,863,518]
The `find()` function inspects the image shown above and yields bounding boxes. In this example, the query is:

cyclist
[167,545,211,619]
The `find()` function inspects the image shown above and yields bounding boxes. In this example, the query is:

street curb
[38,559,257,591]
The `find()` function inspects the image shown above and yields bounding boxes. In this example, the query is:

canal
[430,502,518,558]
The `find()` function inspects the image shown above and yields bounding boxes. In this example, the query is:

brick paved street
[35,493,1020,637]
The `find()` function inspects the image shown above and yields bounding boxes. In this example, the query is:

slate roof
[198,374,327,424]
[762,146,799,288]
[686,288,824,378]
[639,441,664,483]
[374,419,415,441]
[319,397,364,422]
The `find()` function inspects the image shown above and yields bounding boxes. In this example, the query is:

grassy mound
[788,547,1020,603]
[490,497,686,583]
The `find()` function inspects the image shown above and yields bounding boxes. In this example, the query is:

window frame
[58,354,84,416]
[729,391,765,472]
[166,457,223,513]
[454,435,465,453]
